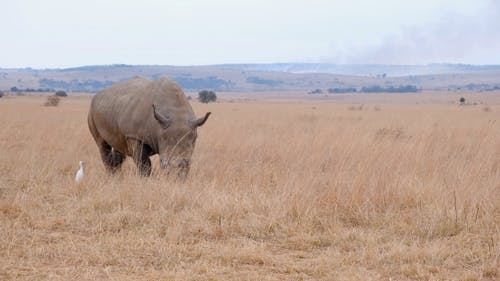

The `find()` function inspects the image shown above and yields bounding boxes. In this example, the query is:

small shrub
[55,90,67,97]
[483,106,491,112]
[348,104,364,111]
[459,97,466,105]
[375,127,405,140]
[308,89,322,94]
[44,95,60,106]
[0,90,4,98]
[483,266,497,278]
[328,87,357,94]
[198,90,217,103]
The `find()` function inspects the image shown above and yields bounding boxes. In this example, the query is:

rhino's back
[92,76,191,114]
[91,76,152,111]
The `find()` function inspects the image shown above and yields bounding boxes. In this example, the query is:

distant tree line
[328,87,357,93]
[172,76,234,91]
[39,78,114,92]
[40,76,233,92]
[308,85,419,94]
[246,76,283,86]
[360,85,418,93]
[463,83,500,91]
[10,86,53,92]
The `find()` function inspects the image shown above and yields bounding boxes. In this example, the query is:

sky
[2,0,500,68]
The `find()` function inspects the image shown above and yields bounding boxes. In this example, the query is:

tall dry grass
[0,95,499,280]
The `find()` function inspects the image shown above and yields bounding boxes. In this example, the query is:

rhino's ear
[152,104,172,129]
[191,112,211,128]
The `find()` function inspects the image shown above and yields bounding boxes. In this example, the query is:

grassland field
[0,92,499,280]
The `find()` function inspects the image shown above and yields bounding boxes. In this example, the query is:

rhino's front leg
[127,138,152,176]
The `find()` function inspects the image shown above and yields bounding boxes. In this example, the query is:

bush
[198,90,217,103]
[348,104,364,111]
[55,90,67,97]
[44,95,60,106]
[328,87,357,94]
[308,89,322,94]
[459,97,466,105]
[0,90,4,98]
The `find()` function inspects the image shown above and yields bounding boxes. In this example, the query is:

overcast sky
[2,0,500,68]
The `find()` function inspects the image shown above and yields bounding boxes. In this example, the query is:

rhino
[88,76,210,177]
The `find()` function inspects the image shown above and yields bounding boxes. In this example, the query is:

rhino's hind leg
[130,140,152,176]
[99,142,125,173]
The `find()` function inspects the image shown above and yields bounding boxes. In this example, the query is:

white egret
[75,161,84,184]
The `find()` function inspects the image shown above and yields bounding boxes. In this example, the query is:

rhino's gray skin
[88,76,210,177]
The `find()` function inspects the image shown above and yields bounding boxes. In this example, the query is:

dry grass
[0,95,499,280]
[43,95,60,107]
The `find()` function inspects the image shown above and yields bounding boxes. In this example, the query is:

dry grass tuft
[0,95,499,280]
[44,95,60,106]
[348,104,364,111]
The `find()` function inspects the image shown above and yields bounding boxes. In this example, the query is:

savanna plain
[0,93,499,281]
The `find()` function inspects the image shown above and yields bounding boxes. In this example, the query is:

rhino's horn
[191,112,211,128]
[152,104,172,128]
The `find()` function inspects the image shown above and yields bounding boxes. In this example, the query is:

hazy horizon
[5,62,500,71]
[3,0,500,68]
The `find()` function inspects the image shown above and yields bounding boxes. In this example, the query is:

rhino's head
[152,104,210,178]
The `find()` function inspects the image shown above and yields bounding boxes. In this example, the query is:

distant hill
[227,63,500,77]
[1,63,500,93]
